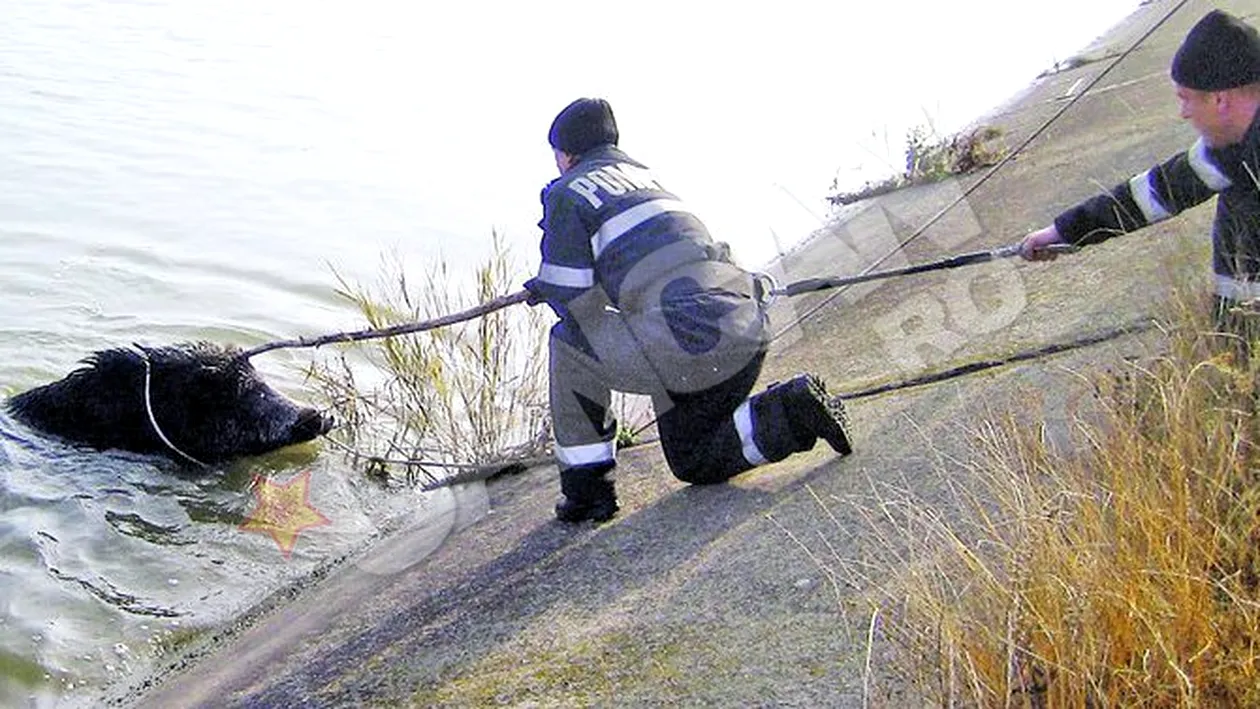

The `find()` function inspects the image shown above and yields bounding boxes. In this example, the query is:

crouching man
[525,98,853,524]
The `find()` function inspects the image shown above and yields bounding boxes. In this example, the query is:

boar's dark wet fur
[5,342,333,464]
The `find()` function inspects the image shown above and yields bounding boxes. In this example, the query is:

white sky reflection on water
[41,0,1140,270]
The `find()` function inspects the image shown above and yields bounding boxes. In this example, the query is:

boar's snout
[290,407,334,443]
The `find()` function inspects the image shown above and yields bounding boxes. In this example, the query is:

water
[0,0,1145,705]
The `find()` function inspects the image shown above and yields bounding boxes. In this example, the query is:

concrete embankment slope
[116,1,1250,706]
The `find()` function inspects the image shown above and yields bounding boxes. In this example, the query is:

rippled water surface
[0,1,513,705]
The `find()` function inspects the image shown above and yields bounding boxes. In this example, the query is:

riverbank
[110,1,1241,705]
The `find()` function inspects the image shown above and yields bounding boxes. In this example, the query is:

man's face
[1176,83,1229,146]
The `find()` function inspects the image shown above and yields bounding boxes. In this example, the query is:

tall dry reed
[307,233,551,486]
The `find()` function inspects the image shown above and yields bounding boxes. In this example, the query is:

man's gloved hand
[707,241,734,264]
[523,277,546,306]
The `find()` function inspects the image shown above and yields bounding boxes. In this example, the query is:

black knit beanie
[548,98,619,156]
[1171,10,1260,91]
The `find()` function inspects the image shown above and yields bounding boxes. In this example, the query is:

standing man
[525,98,852,524]
[1021,9,1260,336]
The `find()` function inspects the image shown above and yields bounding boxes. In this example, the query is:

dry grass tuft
[306,233,551,487]
[795,288,1260,707]
[828,124,1006,207]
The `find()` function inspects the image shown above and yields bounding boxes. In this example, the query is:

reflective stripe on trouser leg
[745,382,807,463]
[733,400,768,466]
[555,440,617,468]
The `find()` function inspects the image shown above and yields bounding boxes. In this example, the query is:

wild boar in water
[6,343,333,464]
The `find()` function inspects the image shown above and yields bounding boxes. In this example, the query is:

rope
[321,434,553,489]
[140,350,210,468]
[771,0,1193,341]
[321,434,522,472]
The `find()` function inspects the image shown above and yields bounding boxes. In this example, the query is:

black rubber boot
[556,462,619,523]
[776,374,853,456]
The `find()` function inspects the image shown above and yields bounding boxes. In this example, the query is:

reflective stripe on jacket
[1053,110,1260,294]
[528,145,745,351]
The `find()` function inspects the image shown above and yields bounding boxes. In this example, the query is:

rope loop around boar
[140,350,210,468]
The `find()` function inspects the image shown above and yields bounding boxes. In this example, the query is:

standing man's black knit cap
[1171,9,1260,91]
[548,98,619,156]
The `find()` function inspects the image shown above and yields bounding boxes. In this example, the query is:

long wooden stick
[241,289,530,359]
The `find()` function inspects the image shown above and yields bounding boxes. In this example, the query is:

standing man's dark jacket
[1054,107,1260,301]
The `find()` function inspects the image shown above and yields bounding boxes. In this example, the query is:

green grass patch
[405,626,716,707]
